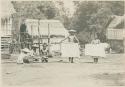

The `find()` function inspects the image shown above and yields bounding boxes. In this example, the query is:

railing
[107,29,125,40]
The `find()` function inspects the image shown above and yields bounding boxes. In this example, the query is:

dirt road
[1,54,125,87]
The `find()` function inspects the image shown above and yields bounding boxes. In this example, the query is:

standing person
[60,30,80,63]
[20,20,27,49]
[91,37,100,63]
[9,39,16,54]
[41,43,49,63]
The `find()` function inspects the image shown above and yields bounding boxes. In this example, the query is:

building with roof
[1,1,16,37]
[1,1,16,53]
[107,15,125,53]
[25,19,69,54]
[25,19,69,43]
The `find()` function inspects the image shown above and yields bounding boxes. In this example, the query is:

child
[31,44,39,62]
[91,37,100,63]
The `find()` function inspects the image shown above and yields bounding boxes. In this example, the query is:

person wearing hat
[60,30,79,43]
[30,44,40,62]
[60,29,80,63]
[17,48,30,64]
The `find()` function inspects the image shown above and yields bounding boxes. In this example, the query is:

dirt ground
[1,54,125,87]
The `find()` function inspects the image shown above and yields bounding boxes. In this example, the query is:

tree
[70,1,124,44]
[107,1,124,16]
[37,1,58,19]
[12,1,58,19]
[54,1,72,29]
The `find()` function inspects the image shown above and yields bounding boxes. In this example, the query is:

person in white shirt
[17,48,30,64]
[60,30,79,63]
[91,37,101,63]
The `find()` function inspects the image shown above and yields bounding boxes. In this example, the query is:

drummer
[60,29,79,63]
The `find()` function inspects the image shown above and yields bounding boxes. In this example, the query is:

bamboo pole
[38,19,41,55]
[48,23,50,54]
[123,37,125,53]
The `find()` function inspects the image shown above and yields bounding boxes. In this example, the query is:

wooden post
[18,17,21,53]
[31,25,33,37]
[123,37,125,53]
[48,23,50,54]
[38,19,41,55]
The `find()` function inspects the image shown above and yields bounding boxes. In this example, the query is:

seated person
[17,48,30,64]
[30,44,40,62]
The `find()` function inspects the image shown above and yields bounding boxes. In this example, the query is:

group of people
[17,28,109,64]
[16,20,109,64]
[17,43,49,64]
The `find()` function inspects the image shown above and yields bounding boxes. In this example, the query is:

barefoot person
[60,30,80,63]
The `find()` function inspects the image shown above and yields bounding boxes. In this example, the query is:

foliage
[70,1,124,44]
[11,1,58,19]
[106,1,124,16]
[11,1,124,44]
[37,2,58,19]
[54,1,72,29]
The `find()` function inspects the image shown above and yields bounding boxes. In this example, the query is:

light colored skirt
[61,43,80,58]
[17,53,26,64]
[85,43,106,58]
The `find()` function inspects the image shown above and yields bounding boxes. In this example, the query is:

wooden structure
[25,19,69,54]
[107,15,125,52]
[1,1,16,54]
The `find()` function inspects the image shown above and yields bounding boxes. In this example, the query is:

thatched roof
[108,15,125,29]
[25,19,69,36]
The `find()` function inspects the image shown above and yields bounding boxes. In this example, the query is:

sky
[53,0,76,17]
[63,0,75,16]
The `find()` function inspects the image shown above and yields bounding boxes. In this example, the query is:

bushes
[109,40,124,53]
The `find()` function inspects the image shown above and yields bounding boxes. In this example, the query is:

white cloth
[91,39,100,44]
[17,53,27,64]
[85,43,107,57]
[29,50,34,56]
[61,43,80,58]
[50,44,60,52]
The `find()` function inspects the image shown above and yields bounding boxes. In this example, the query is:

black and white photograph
[0,0,125,87]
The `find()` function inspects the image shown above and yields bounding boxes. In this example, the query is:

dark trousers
[69,57,74,63]
[94,58,98,63]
